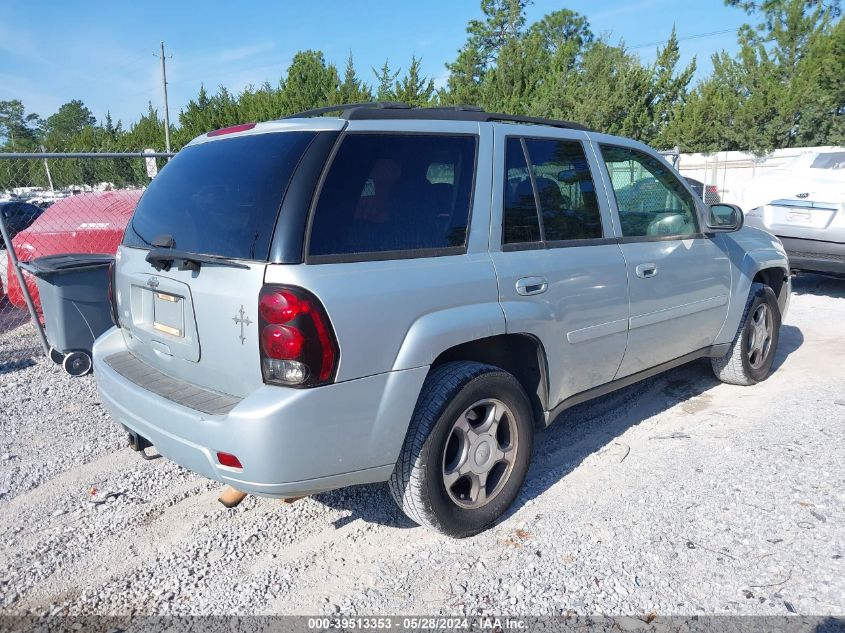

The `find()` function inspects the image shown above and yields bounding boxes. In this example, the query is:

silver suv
[94,104,791,537]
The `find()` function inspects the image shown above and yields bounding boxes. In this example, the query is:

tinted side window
[523,138,603,241]
[308,134,476,258]
[503,138,541,244]
[601,145,698,238]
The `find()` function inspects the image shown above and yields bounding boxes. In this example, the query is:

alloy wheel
[441,398,519,509]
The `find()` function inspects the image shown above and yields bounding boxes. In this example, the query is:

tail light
[108,261,120,328]
[258,285,339,387]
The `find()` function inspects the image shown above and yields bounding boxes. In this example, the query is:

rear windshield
[810,152,845,169]
[123,131,316,260]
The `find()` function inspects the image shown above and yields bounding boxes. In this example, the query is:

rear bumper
[778,236,845,275]
[92,328,427,497]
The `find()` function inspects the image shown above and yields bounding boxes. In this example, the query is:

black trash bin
[20,253,115,376]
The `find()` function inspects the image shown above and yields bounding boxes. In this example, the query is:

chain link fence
[0,151,173,372]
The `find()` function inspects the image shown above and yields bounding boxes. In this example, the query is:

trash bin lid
[20,253,115,275]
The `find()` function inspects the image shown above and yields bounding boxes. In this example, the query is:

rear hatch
[114,127,325,398]
[761,192,844,241]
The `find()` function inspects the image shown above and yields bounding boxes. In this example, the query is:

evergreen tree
[373,59,400,101]
[393,56,435,106]
[650,28,697,146]
[338,53,373,104]
[281,51,339,114]
[444,0,530,106]
[42,100,96,150]
[0,99,41,151]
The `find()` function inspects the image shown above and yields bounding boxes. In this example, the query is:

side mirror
[706,203,744,232]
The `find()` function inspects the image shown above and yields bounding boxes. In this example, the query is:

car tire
[389,361,534,538]
[711,282,781,386]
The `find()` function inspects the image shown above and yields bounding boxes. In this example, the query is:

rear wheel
[389,362,534,538]
[712,282,781,385]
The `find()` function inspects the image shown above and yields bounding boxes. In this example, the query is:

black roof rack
[283,102,590,132]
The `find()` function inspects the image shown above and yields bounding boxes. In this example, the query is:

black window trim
[501,134,607,250]
[598,142,704,241]
[303,129,480,265]
[270,129,342,263]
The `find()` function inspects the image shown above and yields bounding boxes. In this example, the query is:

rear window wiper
[145,248,250,272]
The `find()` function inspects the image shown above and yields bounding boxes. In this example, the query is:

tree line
[0,0,842,184]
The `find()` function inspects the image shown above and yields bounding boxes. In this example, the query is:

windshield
[124,131,316,260]
[810,152,845,170]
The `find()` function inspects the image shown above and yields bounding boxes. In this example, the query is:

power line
[629,27,740,50]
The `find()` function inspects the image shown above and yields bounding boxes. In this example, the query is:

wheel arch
[430,333,549,428]
[751,265,790,315]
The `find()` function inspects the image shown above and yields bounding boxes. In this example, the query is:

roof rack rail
[283,102,410,119]
[282,103,590,131]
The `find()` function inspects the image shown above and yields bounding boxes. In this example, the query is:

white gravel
[0,273,843,618]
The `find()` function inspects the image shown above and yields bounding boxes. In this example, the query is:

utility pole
[156,41,172,153]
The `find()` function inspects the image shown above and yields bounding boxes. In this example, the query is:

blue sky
[0,0,749,127]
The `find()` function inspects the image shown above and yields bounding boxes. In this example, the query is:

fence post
[0,213,50,357]
[41,145,55,199]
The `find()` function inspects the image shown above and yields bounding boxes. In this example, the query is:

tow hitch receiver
[127,431,161,460]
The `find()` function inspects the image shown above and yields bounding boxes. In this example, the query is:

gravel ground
[0,273,843,618]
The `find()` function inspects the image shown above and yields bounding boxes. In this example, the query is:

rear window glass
[124,131,316,260]
[308,134,476,259]
[811,152,845,169]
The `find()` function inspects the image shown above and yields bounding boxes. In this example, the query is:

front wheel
[712,282,781,385]
[389,362,534,538]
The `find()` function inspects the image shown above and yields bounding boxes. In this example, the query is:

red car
[7,190,142,310]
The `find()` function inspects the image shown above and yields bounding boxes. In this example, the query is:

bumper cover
[93,328,427,497]
[779,236,845,275]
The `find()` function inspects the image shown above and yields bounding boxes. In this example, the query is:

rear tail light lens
[258,285,339,387]
[261,324,304,359]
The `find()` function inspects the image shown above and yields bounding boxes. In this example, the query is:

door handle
[635,263,658,279]
[516,276,548,296]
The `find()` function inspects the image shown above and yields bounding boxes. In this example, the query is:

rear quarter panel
[264,254,504,381]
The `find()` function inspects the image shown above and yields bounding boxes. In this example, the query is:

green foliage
[664,0,844,153]
[372,59,400,101]
[281,50,340,114]
[338,53,374,104]
[393,56,436,106]
[2,0,843,168]
[0,99,42,150]
[41,99,96,149]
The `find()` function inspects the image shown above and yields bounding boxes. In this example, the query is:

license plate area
[152,291,184,338]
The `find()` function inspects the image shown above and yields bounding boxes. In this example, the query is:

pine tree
[393,56,435,106]
[280,51,339,115]
[338,53,373,104]
[373,59,400,101]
